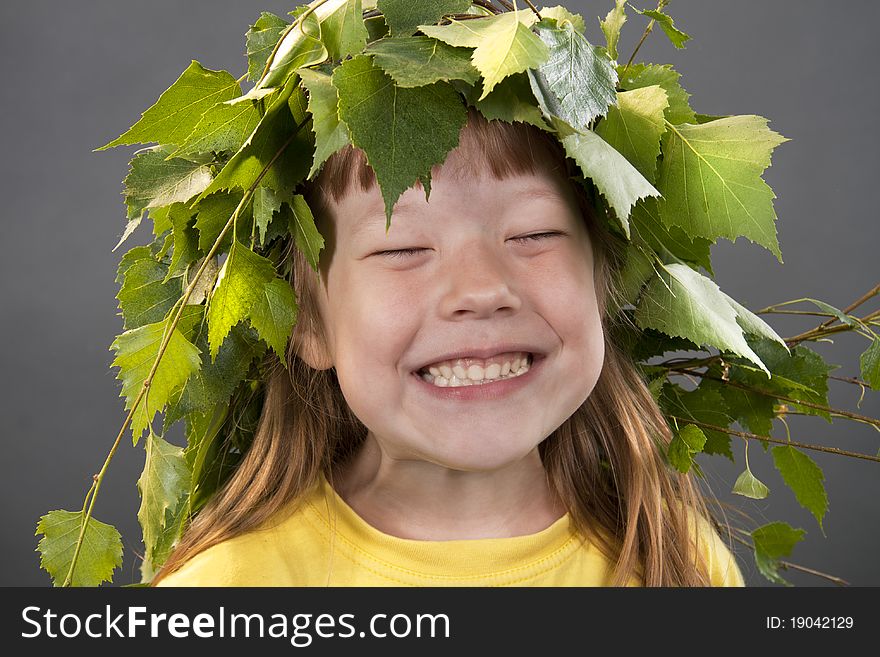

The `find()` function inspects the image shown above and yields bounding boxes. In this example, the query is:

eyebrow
[350,184,569,237]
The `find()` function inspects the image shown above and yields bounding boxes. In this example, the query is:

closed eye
[375,247,428,259]
[511,231,566,244]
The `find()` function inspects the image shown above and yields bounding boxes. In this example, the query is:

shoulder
[691,512,746,587]
[156,495,324,587]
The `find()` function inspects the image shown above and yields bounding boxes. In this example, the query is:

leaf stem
[257,0,333,86]
[62,119,308,587]
[668,367,880,429]
[621,0,668,77]
[668,416,880,463]
[520,0,542,20]
[786,284,879,346]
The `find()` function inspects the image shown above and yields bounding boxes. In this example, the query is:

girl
[154,106,745,587]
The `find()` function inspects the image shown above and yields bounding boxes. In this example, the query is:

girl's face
[306,161,605,472]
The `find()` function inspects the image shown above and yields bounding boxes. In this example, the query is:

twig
[472,0,503,14]
[727,529,850,586]
[669,367,880,430]
[787,284,880,346]
[521,0,542,20]
[62,118,308,587]
[668,416,880,463]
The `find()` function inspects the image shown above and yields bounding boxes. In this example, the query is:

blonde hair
[154,107,732,586]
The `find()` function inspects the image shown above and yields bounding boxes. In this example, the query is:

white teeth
[419,354,533,388]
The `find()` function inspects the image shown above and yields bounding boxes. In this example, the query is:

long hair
[154,106,731,586]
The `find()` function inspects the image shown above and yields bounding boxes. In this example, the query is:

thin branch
[787,284,880,346]
[521,0,542,20]
[727,529,850,586]
[63,119,308,587]
[829,374,870,387]
[669,367,880,430]
[668,416,880,463]
[496,0,515,11]
[472,0,503,14]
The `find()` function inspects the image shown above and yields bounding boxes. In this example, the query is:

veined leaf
[260,5,327,90]
[253,186,286,245]
[600,0,627,60]
[110,313,202,444]
[332,54,467,227]
[558,123,659,232]
[527,18,617,130]
[378,0,470,36]
[366,36,480,87]
[166,203,201,280]
[170,99,261,159]
[419,11,548,100]
[636,263,770,373]
[297,67,351,180]
[540,5,586,35]
[861,338,880,389]
[246,12,289,82]
[630,198,713,274]
[772,445,828,533]
[137,432,190,568]
[618,63,695,125]
[123,147,212,221]
[206,239,277,358]
[733,466,770,499]
[250,278,299,361]
[116,249,181,330]
[289,194,325,271]
[659,382,734,459]
[668,424,706,473]
[320,0,368,61]
[656,116,789,260]
[595,85,668,182]
[36,510,123,587]
[198,83,313,200]
[98,61,240,150]
[638,8,691,49]
[194,191,247,252]
[751,521,805,586]
[466,73,551,131]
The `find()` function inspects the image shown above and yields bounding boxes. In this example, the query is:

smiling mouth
[416,352,534,388]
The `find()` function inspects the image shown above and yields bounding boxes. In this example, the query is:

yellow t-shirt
[157,474,745,587]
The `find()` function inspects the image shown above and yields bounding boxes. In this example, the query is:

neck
[330,433,567,541]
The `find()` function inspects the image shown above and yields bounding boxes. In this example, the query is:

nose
[439,240,522,320]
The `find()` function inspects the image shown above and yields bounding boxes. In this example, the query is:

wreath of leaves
[35,0,880,587]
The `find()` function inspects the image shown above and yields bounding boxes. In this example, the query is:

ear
[291,320,334,371]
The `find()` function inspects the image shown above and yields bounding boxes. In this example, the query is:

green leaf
[289,194,325,271]
[332,54,467,227]
[636,263,770,373]
[194,191,247,252]
[110,314,202,444]
[659,382,733,459]
[772,445,828,533]
[618,63,695,125]
[246,12,289,82]
[116,249,181,330]
[723,294,789,352]
[250,278,299,361]
[137,432,190,569]
[320,0,369,61]
[558,124,659,233]
[465,73,550,131]
[166,203,201,280]
[36,510,123,587]
[667,424,706,473]
[615,244,656,306]
[206,239,276,358]
[656,116,789,261]
[148,205,174,237]
[98,61,240,150]
[527,19,617,131]
[253,186,286,245]
[630,198,713,274]
[751,521,805,586]
[540,5,586,35]
[420,12,548,100]
[297,67,351,180]
[123,147,213,222]
[599,0,626,60]
[198,83,313,201]
[378,0,470,36]
[260,6,328,89]
[701,375,775,438]
[860,338,880,389]
[595,86,668,182]
[733,466,770,499]
[165,322,265,428]
[169,99,262,159]
[366,36,480,87]
[638,8,691,49]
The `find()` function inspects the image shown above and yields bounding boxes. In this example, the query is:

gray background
[1,1,877,586]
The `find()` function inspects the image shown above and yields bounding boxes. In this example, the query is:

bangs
[302,106,575,218]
